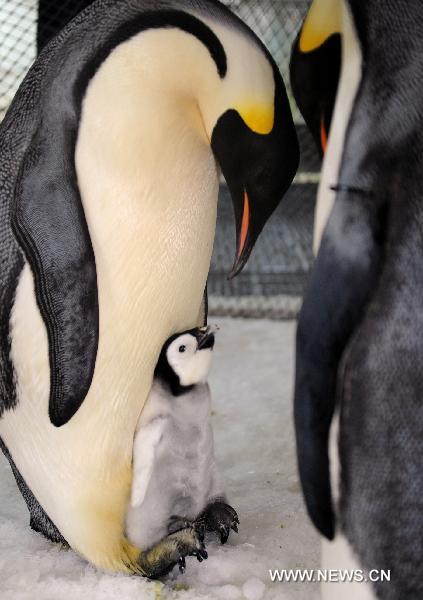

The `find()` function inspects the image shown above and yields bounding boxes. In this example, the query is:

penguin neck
[74,26,220,431]
[76,26,219,183]
[314,0,362,253]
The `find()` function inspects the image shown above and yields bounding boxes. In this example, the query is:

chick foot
[196,500,239,544]
[138,525,208,578]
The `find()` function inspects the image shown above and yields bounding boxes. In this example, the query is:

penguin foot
[196,500,239,544]
[138,526,208,579]
[167,514,205,540]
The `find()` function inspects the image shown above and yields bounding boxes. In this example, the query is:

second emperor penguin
[126,326,239,573]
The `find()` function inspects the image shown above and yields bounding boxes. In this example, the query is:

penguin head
[198,20,299,277]
[290,0,342,155]
[155,326,216,395]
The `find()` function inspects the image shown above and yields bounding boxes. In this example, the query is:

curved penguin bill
[211,59,299,278]
[290,0,342,155]
[1,0,298,574]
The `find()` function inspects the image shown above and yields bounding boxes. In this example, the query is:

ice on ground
[0,318,320,600]
[243,578,266,600]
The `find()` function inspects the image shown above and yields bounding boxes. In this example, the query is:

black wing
[295,192,385,538]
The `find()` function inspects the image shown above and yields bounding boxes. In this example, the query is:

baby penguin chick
[126,326,239,575]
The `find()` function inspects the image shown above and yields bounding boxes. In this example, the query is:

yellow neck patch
[235,102,275,135]
[299,0,342,53]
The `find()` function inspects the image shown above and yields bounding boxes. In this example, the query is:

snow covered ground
[0,318,320,600]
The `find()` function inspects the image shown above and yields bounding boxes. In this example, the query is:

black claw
[196,524,205,542]
[178,556,186,573]
[199,549,208,560]
[197,502,239,544]
[219,526,229,544]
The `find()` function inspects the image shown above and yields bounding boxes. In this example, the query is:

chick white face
[166,332,214,387]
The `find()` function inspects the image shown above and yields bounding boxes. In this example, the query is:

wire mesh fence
[0,0,317,318]
[226,0,304,120]
[0,0,36,119]
[0,1,316,155]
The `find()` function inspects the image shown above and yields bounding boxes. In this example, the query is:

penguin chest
[74,68,220,433]
[75,133,218,411]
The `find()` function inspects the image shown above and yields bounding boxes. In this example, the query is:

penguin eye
[179,345,186,353]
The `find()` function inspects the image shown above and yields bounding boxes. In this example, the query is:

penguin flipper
[131,419,165,508]
[295,193,384,539]
[12,139,98,428]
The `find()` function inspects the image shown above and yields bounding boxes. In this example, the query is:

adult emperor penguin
[293,1,423,599]
[0,0,298,577]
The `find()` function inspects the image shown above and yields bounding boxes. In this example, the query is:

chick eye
[179,345,186,353]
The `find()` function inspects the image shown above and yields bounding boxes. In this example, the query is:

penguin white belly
[321,412,376,600]
[0,30,218,570]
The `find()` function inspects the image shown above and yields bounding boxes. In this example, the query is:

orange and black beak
[232,189,251,277]
[196,326,216,350]
[211,61,299,279]
[290,0,342,155]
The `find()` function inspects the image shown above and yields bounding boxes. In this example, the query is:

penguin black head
[155,326,216,396]
[290,0,342,155]
[290,34,341,156]
[210,58,299,278]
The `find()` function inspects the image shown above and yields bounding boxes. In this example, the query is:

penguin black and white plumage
[0,0,298,575]
[292,1,423,599]
[126,327,238,576]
